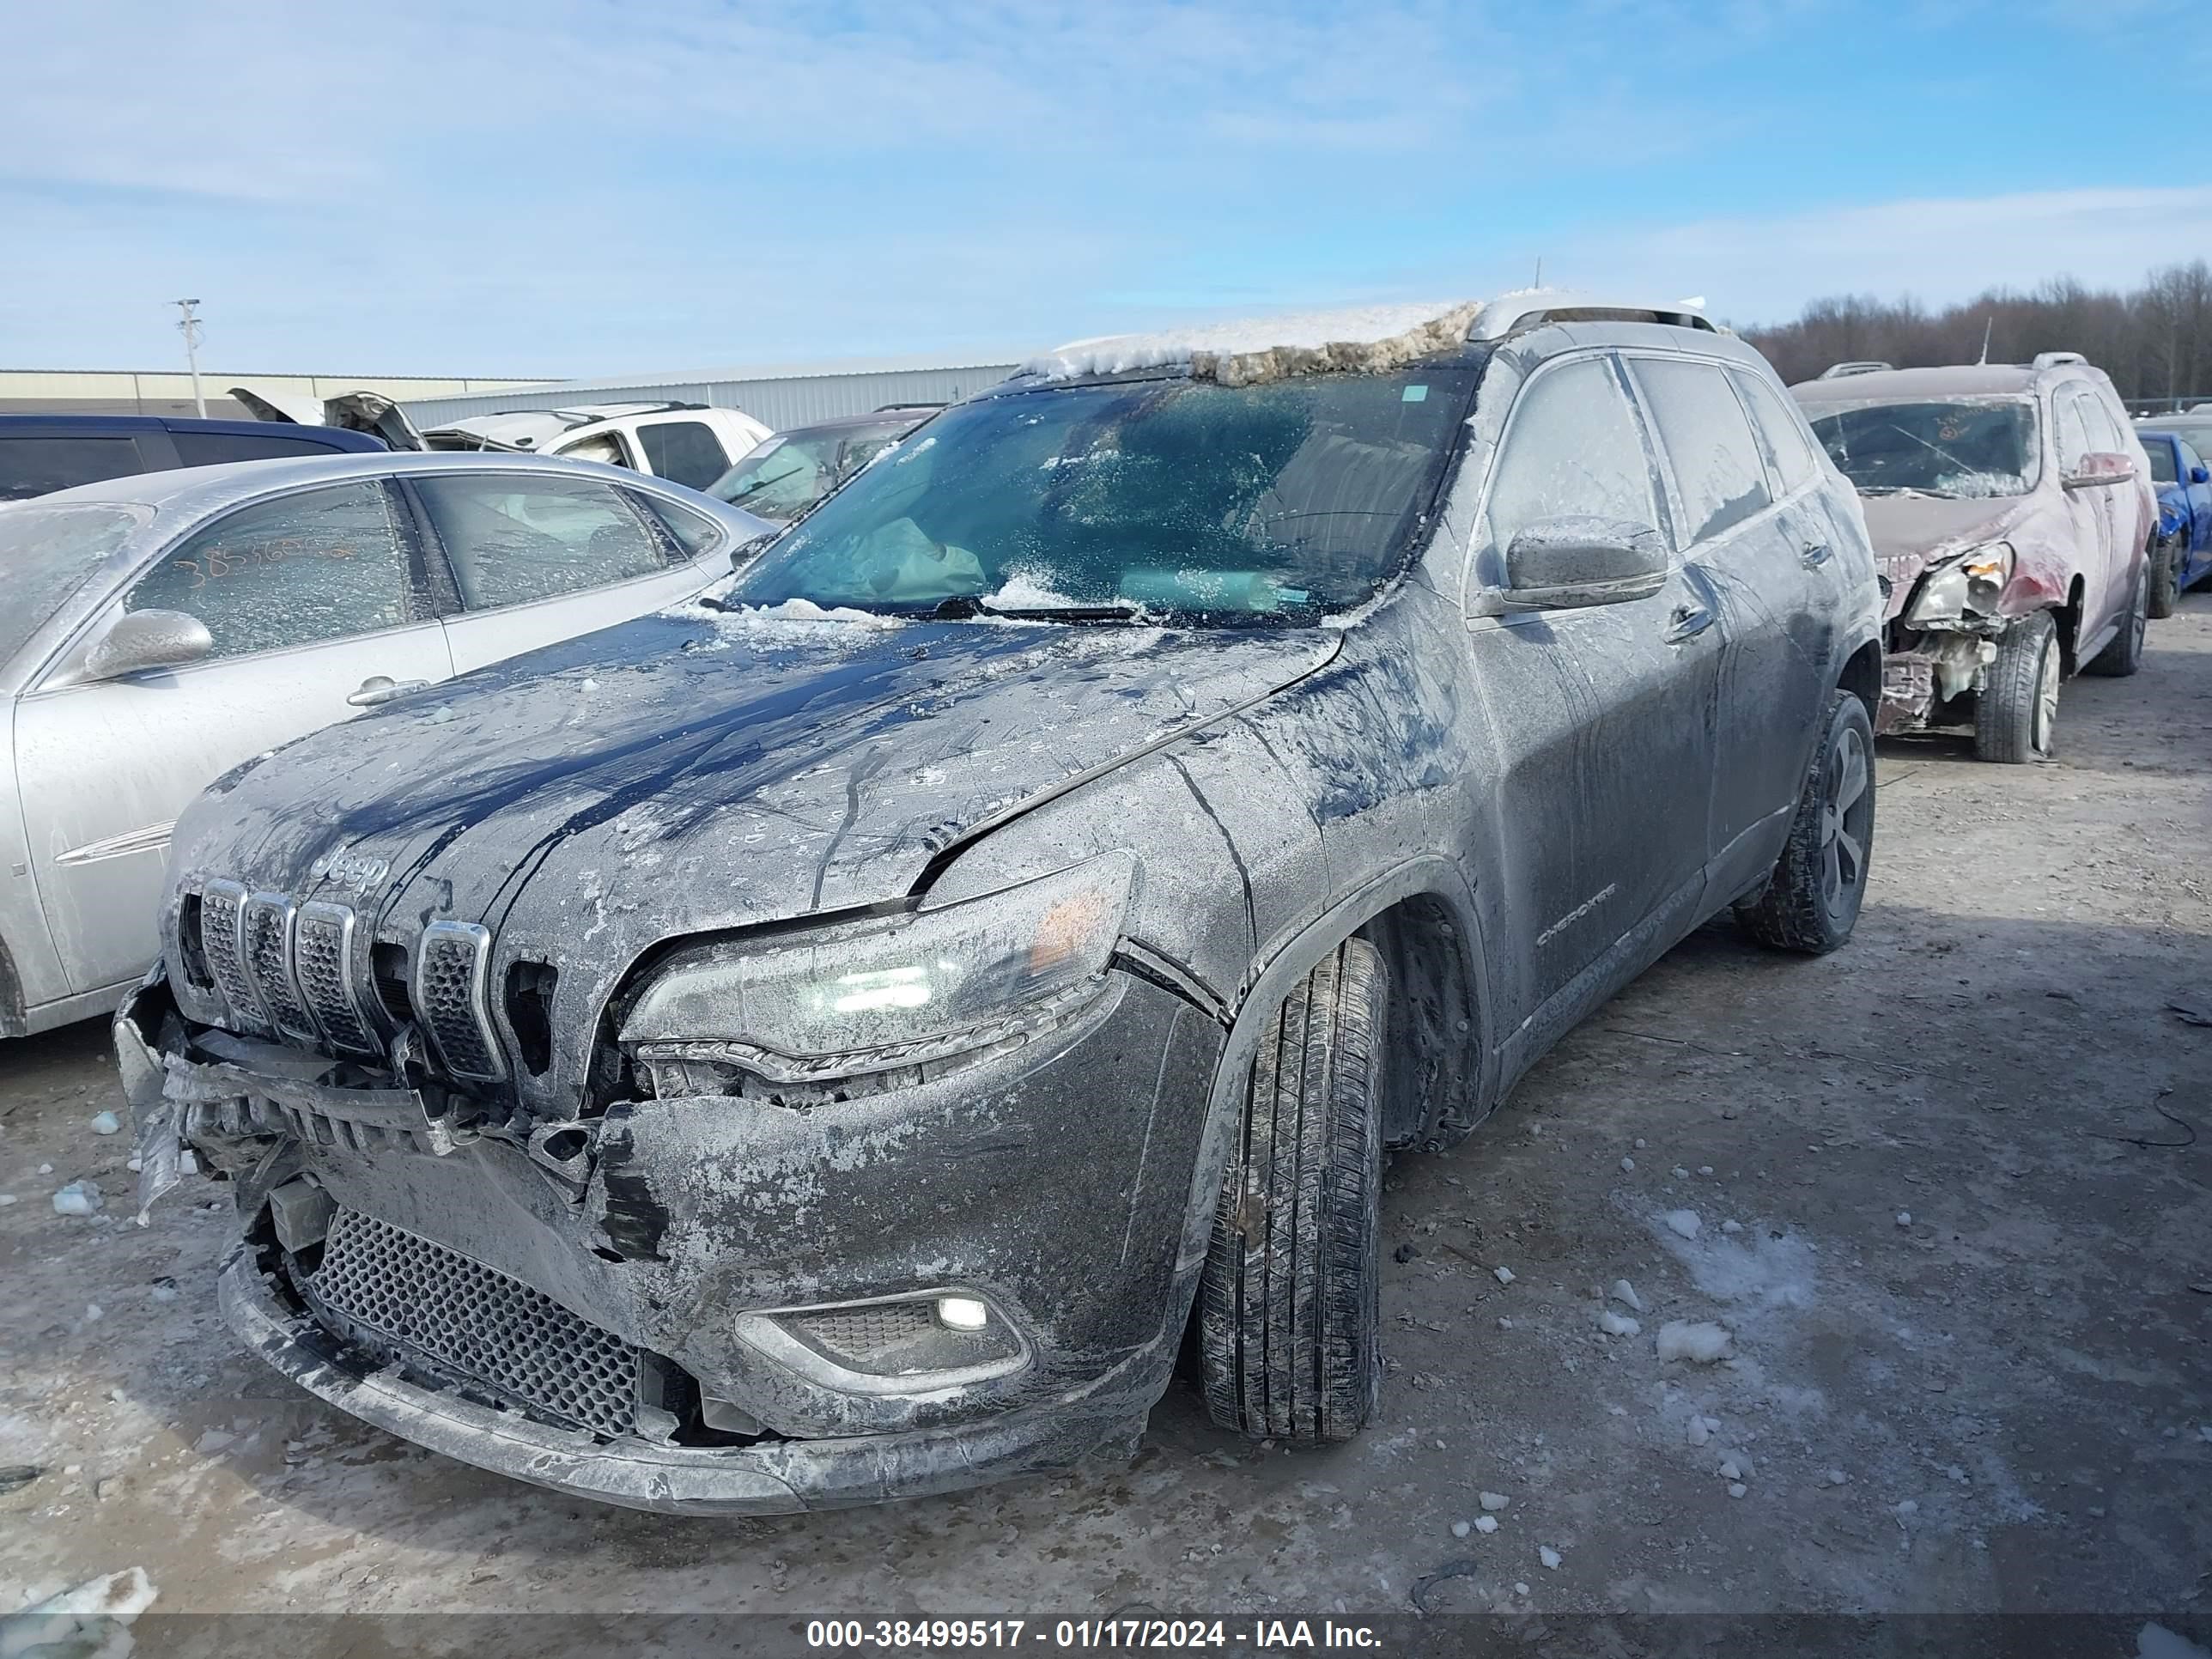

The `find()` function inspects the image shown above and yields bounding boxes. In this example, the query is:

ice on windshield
[724,371,1470,623]
[1802,398,2038,498]
[0,502,150,666]
[1025,301,1481,387]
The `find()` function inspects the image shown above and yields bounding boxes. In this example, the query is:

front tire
[2148,533,2181,620]
[1974,610,2061,763]
[2084,565,2148,678]
[1736,690,1875,955]
[1199,938,1385,1444]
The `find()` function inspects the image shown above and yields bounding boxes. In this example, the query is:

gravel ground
[3,596,2208,1639]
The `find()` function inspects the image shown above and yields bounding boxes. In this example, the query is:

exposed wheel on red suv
[1975,610,2061,763]
[1199,938,1386,1444]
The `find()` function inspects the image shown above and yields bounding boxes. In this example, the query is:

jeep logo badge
[309,851,391,896]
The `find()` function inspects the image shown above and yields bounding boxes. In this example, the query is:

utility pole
[173,299,206,416]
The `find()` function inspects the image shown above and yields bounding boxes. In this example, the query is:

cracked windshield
[1804,398,2038,497]
[726,369,1473,622]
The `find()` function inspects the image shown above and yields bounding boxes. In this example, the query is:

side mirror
[728,531,777,573]
[2063,452,2136,490]
[1499,517,1669,611]
[84,610,213,680]
[2191,464,2209,485]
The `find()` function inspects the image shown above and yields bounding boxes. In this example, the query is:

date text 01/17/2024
[805,1620,1386,1650]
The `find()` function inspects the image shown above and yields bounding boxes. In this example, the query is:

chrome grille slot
[198,879,262,1028]
[302,1207,640,1437]
[411,921,505,1081]
[295,902,378,1054]
[242,893,315,1042]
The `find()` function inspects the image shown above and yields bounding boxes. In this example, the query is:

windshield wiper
[931,596,1143,623]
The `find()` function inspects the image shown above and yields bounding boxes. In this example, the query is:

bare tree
[1740,263,2212,407]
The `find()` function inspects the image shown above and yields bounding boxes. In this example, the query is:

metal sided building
[398,351,1025,434]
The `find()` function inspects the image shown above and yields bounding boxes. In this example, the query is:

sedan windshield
[1803,398,2038,498]
[725,369,1474,623]
[707,423,911,523]
[0,502,150,666]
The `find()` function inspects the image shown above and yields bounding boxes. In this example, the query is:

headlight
[1905,543,2013,625]
[621,852,1137,1084]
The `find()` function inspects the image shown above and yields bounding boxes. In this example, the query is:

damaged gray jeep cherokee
[118,294,1884,1515]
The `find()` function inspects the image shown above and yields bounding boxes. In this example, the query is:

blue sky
[4,0,2206,377]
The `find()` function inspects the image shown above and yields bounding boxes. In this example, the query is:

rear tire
[2084,564,2148,678]
[1199,938,1386,1444]
[1974,610,2060,763]
[2148,534,2181,620]
[1735,690,1875,955]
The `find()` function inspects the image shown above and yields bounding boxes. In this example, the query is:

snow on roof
[1023,301,1484,387]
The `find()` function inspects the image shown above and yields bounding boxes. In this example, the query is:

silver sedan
[0,451,771,1036]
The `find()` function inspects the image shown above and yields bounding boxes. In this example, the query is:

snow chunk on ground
[1538,1546,1562,1570]
[1474,1514,1498,1534]
[1611,1279,1643,1313]
[88,1112,120,1136]
[2140,1624,2212,1659]
[1480,1492,1510,1511]
[1024,301,1483,387]
[51,1182,102,1218]
[1596,1310,1641,1337]
[1493,1266,1516,1285]
[1663,1209,1702,1239]
[1656,1321,1733,1364]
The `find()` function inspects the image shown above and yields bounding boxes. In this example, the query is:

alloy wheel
[1819,721,1871,915]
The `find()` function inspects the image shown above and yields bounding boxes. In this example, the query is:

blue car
[0,413,387,503]
[2139,428,2212,617]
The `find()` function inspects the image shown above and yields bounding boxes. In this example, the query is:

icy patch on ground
[1024,301,1482,387]
[1659,1218,1820,1315]
[1,1565,157,1656]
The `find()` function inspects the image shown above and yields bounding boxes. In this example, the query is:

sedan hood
[172,603,1335,997]
[1856,493,2033,618]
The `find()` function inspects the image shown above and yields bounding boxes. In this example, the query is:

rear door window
[411,474,675,609]
[1631,359,1773,544]
[1729,370,1822,496]
[123,481,424,660]
[170,430,348,465]
[0,435,149,501]
[2145,441,2178,485]
[1483,356,1665,558]
[635,420,730,490]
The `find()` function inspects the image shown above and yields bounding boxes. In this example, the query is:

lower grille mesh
[303,1208,640,1437]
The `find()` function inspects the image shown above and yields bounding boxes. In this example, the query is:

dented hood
[173,607,1336,961]
[1856,493,2033,618]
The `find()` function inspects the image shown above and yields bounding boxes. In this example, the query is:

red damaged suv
[1792,354,2154,762]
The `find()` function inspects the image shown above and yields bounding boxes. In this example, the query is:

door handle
[347,675,431,708]
[1801,543,1833,568]
[1663,602,1715,644]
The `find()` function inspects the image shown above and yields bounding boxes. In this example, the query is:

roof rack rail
[2030,351,2086,370]
[1469,292,1717,342]
[1816,361,1893,380]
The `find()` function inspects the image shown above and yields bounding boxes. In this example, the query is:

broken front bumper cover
[219,1244,1143,1515]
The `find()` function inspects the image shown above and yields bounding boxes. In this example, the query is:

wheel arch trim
[1170,857,1492,1291]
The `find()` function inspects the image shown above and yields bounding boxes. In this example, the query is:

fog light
[936,1295,990,1331]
